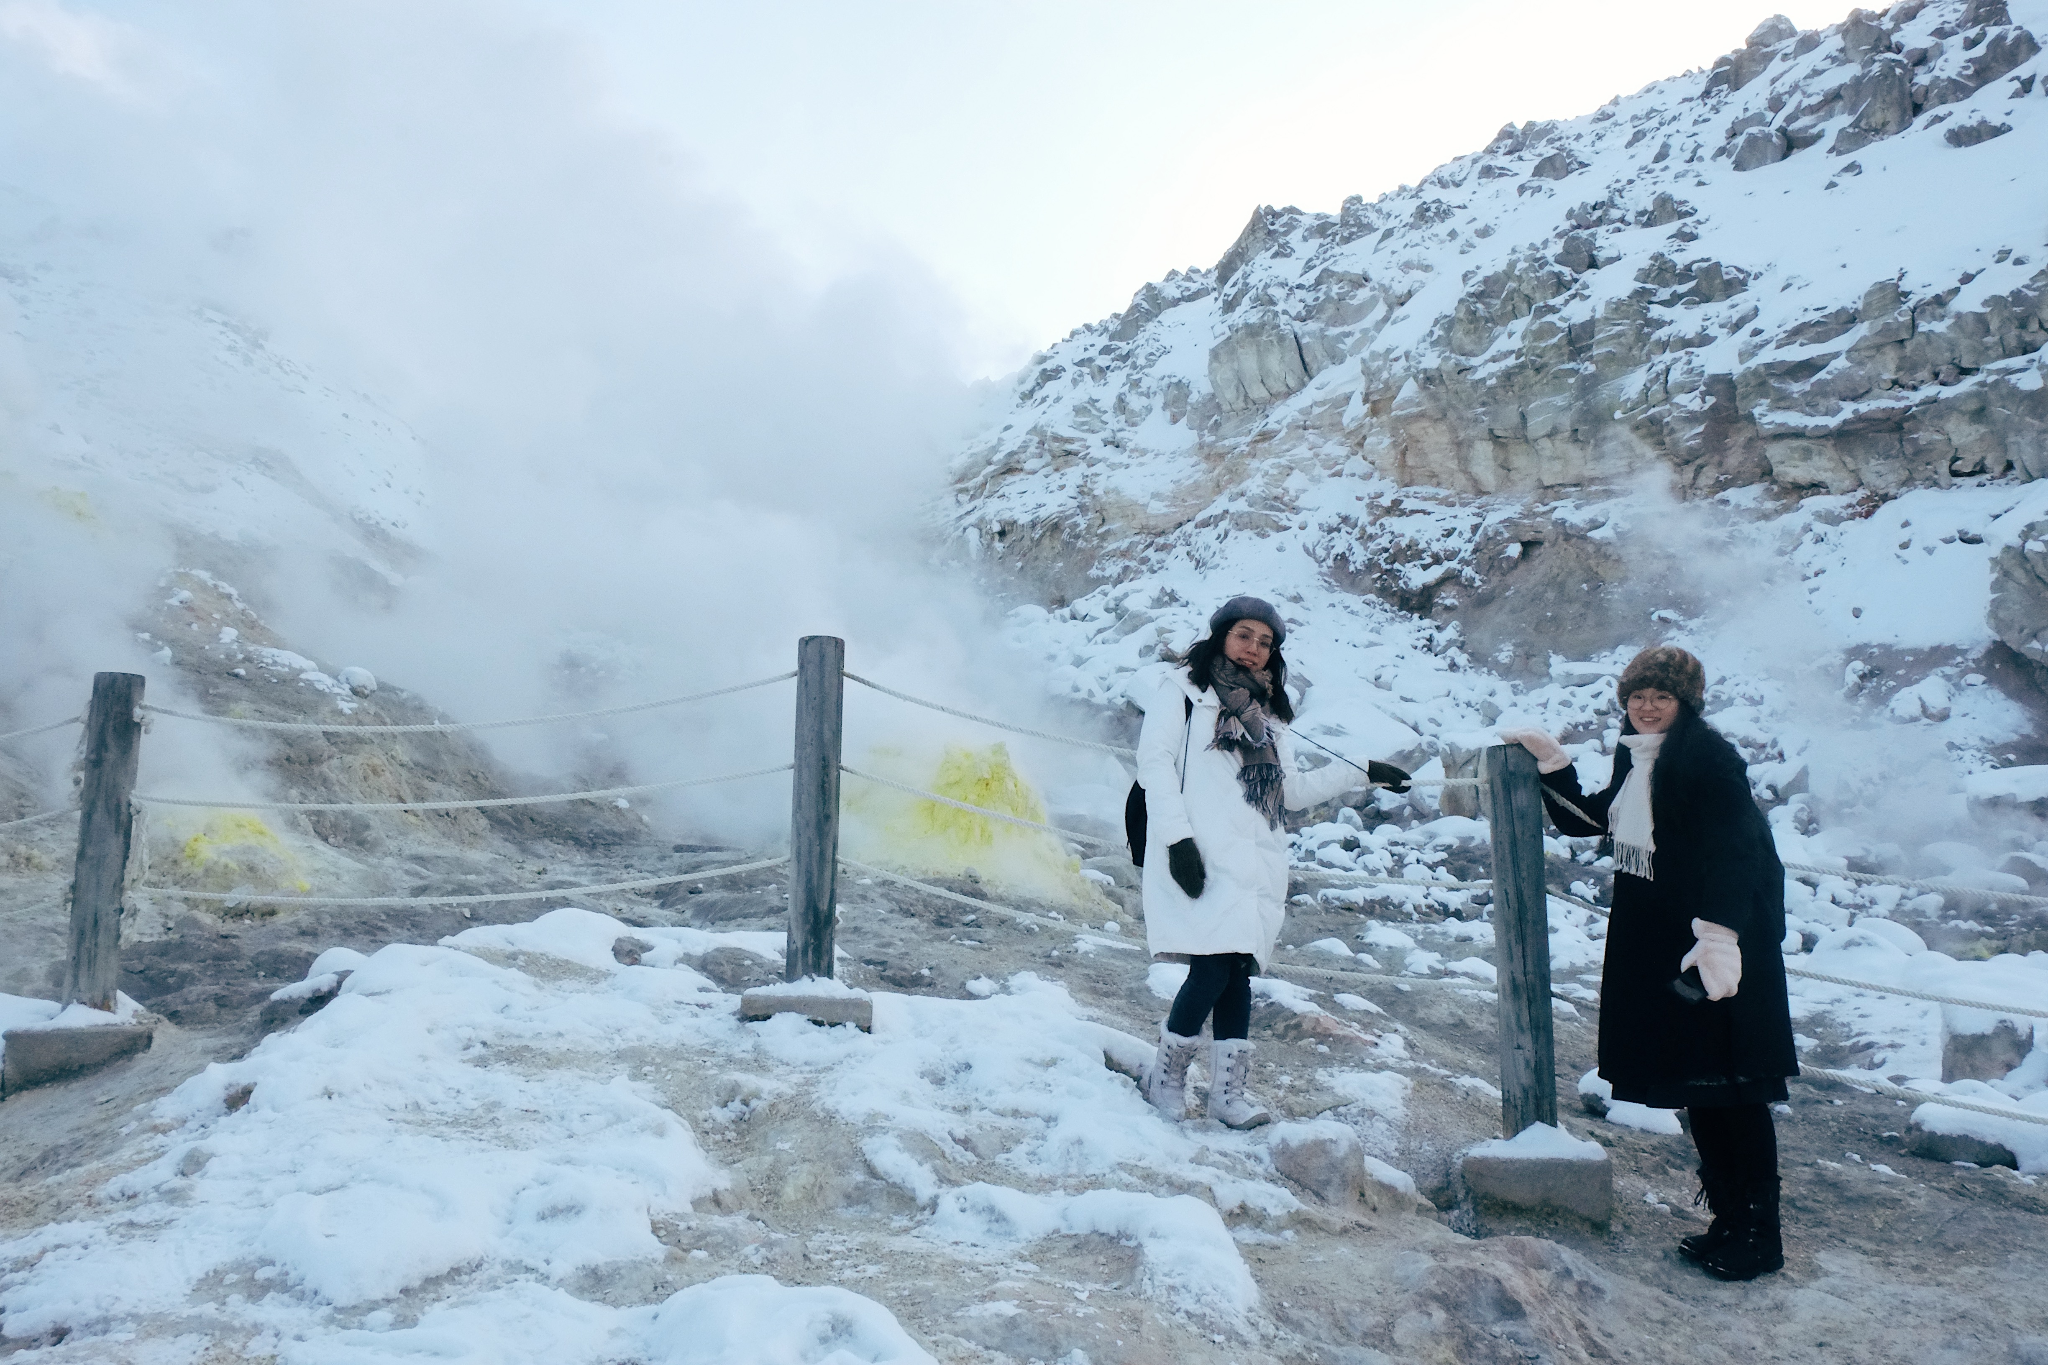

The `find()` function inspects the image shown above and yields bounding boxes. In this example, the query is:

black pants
[1689,1102,1778,1188]
[1166,953,1256,1041]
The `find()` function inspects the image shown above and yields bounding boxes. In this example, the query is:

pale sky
[540,0,1857,376]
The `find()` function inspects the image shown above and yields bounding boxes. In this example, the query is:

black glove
[1167,838,1206,899]
[1368,760,1412,793]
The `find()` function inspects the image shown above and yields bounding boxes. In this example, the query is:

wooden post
[787,636,844,981]
[65,672,145,1010]
[1485,741,1558,1135]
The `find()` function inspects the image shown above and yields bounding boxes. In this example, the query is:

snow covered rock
[739,977,875,1031]
[1459,1123,1615,1224]
[1268,1119,1367,1204]
[1907,1101,2030,1170]
[1963,761,2048,812]
[1988,522,2048,678]
[1941,1012,2034,1082]
[1,1016,153,1096]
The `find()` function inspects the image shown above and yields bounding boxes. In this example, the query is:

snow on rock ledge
[951,0,2048,597]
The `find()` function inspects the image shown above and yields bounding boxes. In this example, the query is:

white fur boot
[1207,1038,1272,1129]
[1141,1024,1203,1118]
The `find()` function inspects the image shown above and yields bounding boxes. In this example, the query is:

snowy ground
[3,841,2046,1364]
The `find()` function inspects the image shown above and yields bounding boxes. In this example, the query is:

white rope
[1505,888,2045,1020]
[1798,1064,2048,1128]
[0,716,81,744]
[842,671,1138,758]
[0,808,73,832]
[1274,953,1589,1005]
[841,858,1547,1003]
[131,764,792,813]
[839,670,1486,792]
[1547,887,1610,916]
[1487,889,2047,1020]
[839,765,1122,850]
[132,855,788,907]
[1782,859,2048,907]
[137,672,797,734]
[1297,868,1493,891]
[1784,965,2048,1020]
[840,857,1075,932]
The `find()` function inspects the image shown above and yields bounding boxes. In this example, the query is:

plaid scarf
[1208,656,1285,828]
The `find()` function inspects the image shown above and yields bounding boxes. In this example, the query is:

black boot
[1677,1164,1736,1262]
[1696,1179,1784,1281]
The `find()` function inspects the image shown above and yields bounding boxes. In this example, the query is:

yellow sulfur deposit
[172,812,311,894]
[843,742,1116,912]
[38,487,95,524]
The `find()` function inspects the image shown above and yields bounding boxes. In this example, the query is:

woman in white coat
[1136,596,1410,1128]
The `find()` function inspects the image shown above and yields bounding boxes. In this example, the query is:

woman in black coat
[1504,646,1796,1281]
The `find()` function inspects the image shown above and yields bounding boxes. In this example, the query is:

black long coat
[1538,710,1798,1108]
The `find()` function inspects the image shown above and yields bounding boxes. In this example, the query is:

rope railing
[1297,867,1493,892]
[851,857,2048,1130]
[0,715,82,744]
[1783,965,2048,1019]
[842,671,1138,758]
[39,640,2048,1145]
[1537,873,2047,1019]
[1272,952,1589,1007]
[130,764,792,813]
[841,857,1530,999]
[1546,891,2046,1018]
[1546,886,1610,917]
[132,854,788,908]
[838,765,1123,850]
[839,669,1481,790]
[1782,859,2048,908]
[1502,879,2048,1022]
[840,856,1075,932]
[1798,1063,2048,1128]
[137,672,798,734]
[0,808,73,833]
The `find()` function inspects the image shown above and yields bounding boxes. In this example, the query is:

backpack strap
[1180,695,1193,793]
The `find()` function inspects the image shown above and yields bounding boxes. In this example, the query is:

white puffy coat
[1136,667,1363,966]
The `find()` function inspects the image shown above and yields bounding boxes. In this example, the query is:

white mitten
[1498,728,1570,773]
[1680,919,1742,1001]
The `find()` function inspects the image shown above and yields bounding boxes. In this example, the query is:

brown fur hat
[1617,645,1706,713]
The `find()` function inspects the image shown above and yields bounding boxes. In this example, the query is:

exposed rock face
[1209,311,1316,410]
[1989,520,2048,675]
[1731,125,1790,169]
[1941,1016,2033,1082]
[949,0,2048,595]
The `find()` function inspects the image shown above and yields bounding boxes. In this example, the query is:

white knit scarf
[1612,731,1665,880]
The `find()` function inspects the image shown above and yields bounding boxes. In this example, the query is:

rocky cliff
[950,0,2048,605]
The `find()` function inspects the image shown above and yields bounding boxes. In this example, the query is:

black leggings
[1689,1102,1778,1184]
[1167,953,1257,1041]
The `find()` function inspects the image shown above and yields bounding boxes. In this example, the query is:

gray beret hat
[1209,595,1286,646]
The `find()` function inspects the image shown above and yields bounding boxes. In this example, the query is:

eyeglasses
[1226,626,1275,651]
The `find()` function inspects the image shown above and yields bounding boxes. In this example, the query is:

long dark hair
[1179,623,1295,723]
